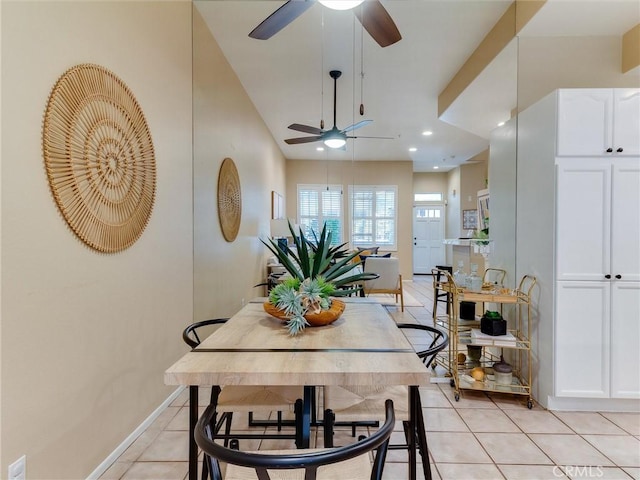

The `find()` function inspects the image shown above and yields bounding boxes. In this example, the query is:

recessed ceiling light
[433,166,439,170]
[422,130,433,136]
[497,121,505,127]
[409,147,417,152]
[316,147,324,151]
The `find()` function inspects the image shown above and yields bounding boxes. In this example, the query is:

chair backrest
[517,274,537,297]
[397,323,449,368]
[196,399,396,480]
[182,319,229,349]
[364,257,400,291]
[482,268,507,287]
[432,267,456,289]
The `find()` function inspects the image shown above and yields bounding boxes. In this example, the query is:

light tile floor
[100,276,640,480]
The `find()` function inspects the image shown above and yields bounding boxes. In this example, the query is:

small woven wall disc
[217,158,242,242]
[42,63,156,253]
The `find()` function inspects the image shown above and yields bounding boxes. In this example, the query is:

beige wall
[0,2,288,477]
[412,172,448,195]
[517,35,640,111]
[459,155,489,230]
[0,1,194,478]
[192,8,287,321]
[286,160,414,278]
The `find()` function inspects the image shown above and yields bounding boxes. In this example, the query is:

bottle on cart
[453,260,467,287]
[468,263,482,291]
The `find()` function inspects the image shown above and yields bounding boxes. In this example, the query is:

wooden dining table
[164,298,431,480]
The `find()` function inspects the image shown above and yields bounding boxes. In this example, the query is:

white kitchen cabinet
[611,161,640,283]
[557,89,640,156]
[516,88,640,409]
[555,281,640,400]
[556,158,640,283]
[610,282,640,398]
[555,281,610,398]
[555,157,640,399]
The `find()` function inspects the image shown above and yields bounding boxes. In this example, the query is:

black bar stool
[433,265,453,317]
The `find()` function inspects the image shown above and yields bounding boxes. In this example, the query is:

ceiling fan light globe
[319,0,365,11]
[324,137,347,149]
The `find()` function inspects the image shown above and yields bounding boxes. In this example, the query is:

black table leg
[413,386,432,480]
[299,386,313,448]
[408,386,418,480]
[189,385,199,480]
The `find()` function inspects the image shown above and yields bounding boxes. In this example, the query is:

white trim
[546,395,640,412]
[86,386,186,480]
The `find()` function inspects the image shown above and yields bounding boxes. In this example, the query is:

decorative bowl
[263,299,346,327]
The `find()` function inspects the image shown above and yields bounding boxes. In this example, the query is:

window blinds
[298,184,342,245]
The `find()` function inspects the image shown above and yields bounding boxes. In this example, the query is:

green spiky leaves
[269,277,333,336]
[260,220,377,298]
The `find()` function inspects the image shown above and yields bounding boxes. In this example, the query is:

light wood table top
[165,301,430,388]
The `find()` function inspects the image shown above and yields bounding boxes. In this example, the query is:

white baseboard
[86,386,186,480]
[547,395,640,412]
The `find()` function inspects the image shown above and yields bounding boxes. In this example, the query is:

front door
[413,205,445,274]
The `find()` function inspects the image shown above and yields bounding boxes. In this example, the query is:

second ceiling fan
[249,0,401,48]
[285,69,392,149]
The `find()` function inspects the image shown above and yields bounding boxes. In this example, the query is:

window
[297,184,342,245]
[349,185,397,249]
[414,192,443,202]
[416,207,442,219]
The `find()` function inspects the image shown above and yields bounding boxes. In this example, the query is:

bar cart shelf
[433,270,537,408]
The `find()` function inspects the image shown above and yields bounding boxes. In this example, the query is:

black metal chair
[432,266,453,321]
[183,319,304,479]
[323,324,449,480]
[196,399,396,480]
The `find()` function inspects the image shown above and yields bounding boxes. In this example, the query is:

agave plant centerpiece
[262,220,377,335]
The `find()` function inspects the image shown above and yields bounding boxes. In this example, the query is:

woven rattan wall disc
[217,158,241,242]
[42,63,156,253]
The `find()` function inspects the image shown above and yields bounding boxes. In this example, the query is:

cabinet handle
[615,274,622,279]
[605,274,611,279]
[606,148,613,153]
[617,147,623,153]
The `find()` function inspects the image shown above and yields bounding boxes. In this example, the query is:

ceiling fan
[249,0,402,48]
[285,70,392,149]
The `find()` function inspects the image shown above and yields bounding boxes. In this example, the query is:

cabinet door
[611,160,640,282]
[610,282,640,398]
[555,281,610,398]
[557,89,612,156]
[556,160,610,281]
[613,89,640,156]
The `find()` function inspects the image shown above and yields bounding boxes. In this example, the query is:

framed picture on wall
[477,189,490,232]
[463,209,478,230]
[271,191,284,219]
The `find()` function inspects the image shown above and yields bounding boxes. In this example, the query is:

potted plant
[261,221,377,335]
[480,310,506,336]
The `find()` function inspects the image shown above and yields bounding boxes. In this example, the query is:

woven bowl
[263,299,346,327]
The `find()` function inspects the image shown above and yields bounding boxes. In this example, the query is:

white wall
[489,118,517,288]
[1,2,193,478]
